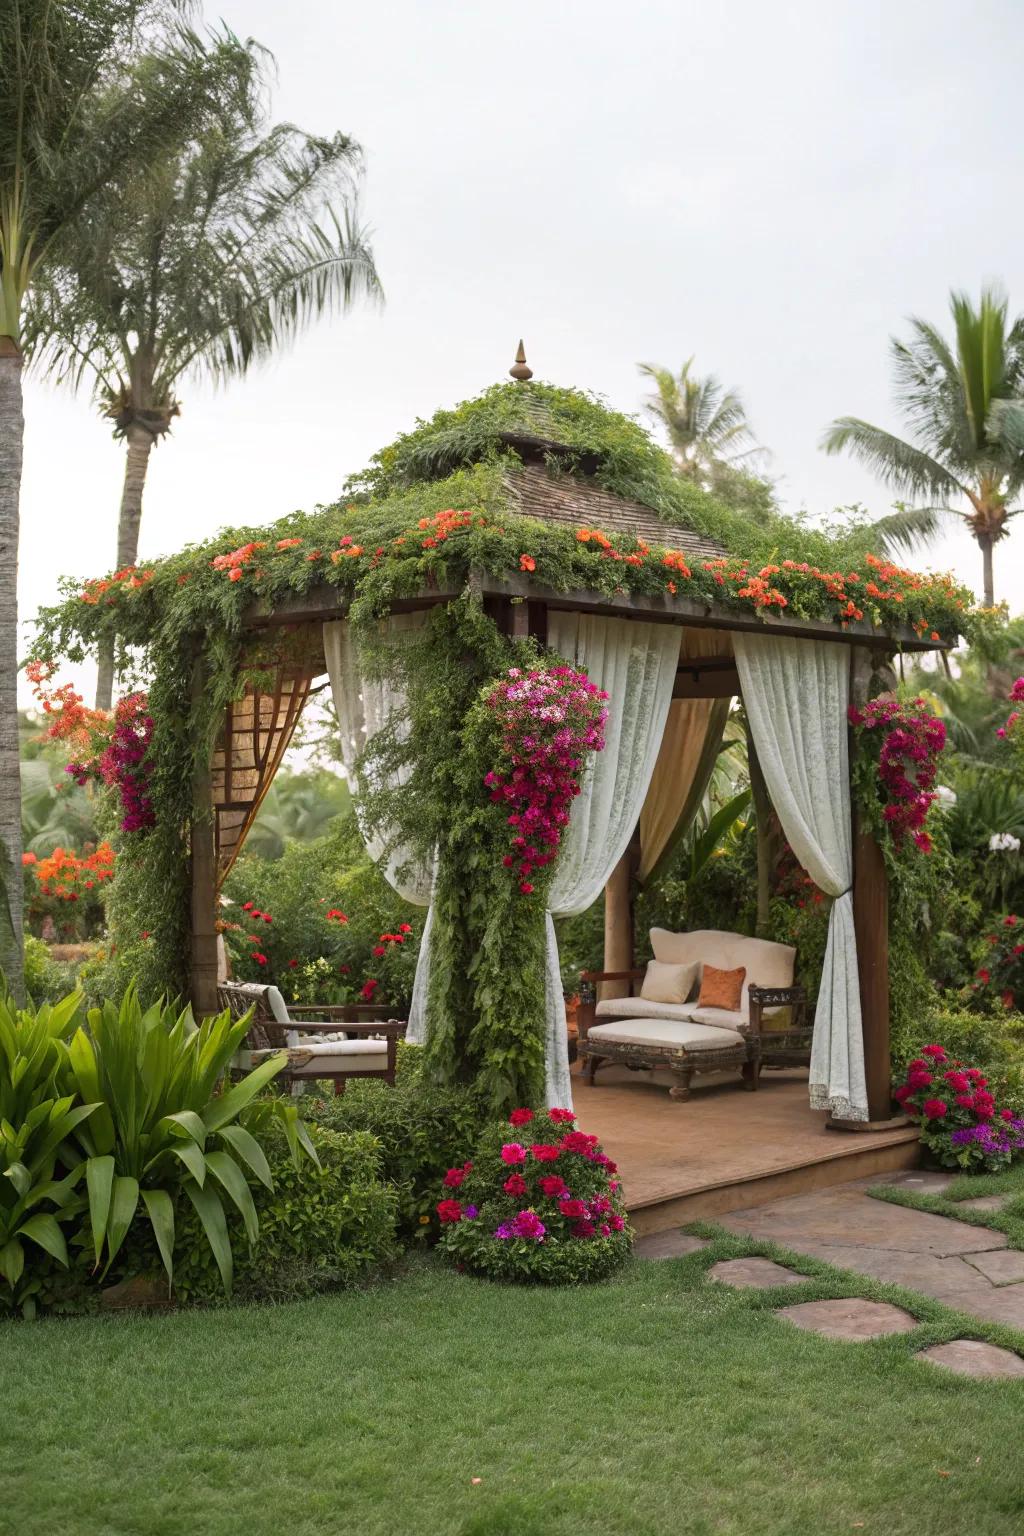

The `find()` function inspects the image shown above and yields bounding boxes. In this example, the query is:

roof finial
[509,339,533,382]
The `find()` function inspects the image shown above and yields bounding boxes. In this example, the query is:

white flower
[989,832,1021,853]
[934,785,957,808]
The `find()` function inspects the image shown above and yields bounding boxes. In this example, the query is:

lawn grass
[868,1163,1024,1248]
[5,1230,1024,1536]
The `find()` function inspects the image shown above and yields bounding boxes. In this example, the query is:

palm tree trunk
[978,532,995,609]
[0,339,26,998]
[95,423,154,710]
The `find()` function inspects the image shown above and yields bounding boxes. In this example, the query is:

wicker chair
[217,981,405,1094]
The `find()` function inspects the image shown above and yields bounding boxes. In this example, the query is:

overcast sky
[19,0,1024,704]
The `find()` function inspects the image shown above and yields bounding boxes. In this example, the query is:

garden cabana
[178,357,964,1129]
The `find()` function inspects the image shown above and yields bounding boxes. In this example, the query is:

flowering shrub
[437,1107,631,1283]
[484,665,607,895]
[23,843,115,939]
[893,1043,1024,1170]
[971,915,1024,1012]
[848,695,946,854]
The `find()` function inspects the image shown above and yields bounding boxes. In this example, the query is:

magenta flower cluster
[848,695,946,853]
[483,665,608,894]
[99,693,155,832]
[996,676,1024,741]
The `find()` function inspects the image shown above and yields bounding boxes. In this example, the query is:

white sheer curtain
[542,614,682,1106]
[733,634,867,1121]
[323,614,433,907]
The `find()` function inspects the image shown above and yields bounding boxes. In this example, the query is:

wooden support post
[849,646,893,1123]
[853,818,891,1120]
[190,659,219,1019]
[602,846,635,1002]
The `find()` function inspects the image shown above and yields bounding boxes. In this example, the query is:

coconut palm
[638,358,765,489]
[0,1,212,994]
[822,286,1024,607]
[26,39,381,709]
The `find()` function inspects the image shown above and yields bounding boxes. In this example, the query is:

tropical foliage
[24,26,379,707]
[823,286,1024,605]
[639,357,773,512]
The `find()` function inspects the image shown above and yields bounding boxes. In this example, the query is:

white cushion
[691,1005,747,1031]
[595,998,700,1024]
[587,1019,745,1051]
[639,959,699,1005]
[648,929,795,1021]
[292,1053,388,1074]
[296,1039,386,1056]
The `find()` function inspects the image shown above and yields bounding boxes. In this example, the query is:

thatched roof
[502,463,727,563]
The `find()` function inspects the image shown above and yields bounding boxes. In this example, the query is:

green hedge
[97,1122,399,1306]
[302,1045,488,1238]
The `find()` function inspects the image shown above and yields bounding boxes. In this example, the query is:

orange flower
[276,538,302,550]
[519,554,536,572]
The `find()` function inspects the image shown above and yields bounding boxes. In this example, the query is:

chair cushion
[639,959,699,1005]
[587,1019,746,1051]
[594,998,700,1024]
[698,963,746,1012]
[648,929,796,1021]
[691,1006,747,1031]
[296,1038,387,1056]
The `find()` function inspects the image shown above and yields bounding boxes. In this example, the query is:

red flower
[399,922,413,934]
[252,952,267,966]
[1002,1108,1015,1122]
[530,1144,561,1162]
[977,968,991,984]
[921,1098,947,1119]
[548,1108,576,1123]
[558,1198,587,1219]
[509,1108,534,1127]
[560,1130,599,1155]
[921,1044,947,1059]
[359,978,379,1001]
[373,945,386,958]
[444,1166,467,1189]
[288,959,298,969]
[503,1173,528,1195]
[893,1084,913,1103]
[500,1143,526,1165]
[538,1175,568,1198]
[436,1199,463,1224]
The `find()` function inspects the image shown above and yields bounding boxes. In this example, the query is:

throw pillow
[639,959,699,1005]
[697,963,746,1012]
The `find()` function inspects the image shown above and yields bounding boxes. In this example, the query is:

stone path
[717,1171,1024,1330]
[777,1297,918,1340]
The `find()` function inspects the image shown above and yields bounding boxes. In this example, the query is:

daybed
[576,928,808,1101]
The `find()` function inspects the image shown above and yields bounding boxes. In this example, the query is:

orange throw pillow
[697,963,746,1012]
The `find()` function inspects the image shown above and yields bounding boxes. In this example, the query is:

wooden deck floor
[570,1064,920,1235]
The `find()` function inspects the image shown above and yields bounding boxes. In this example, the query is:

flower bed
[437,1107,631,1283]
[893,1043,1024,1170]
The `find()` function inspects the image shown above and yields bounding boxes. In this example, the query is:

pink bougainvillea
[996,676,1024,743]
[483,665,607,894]
[848,695,946,853]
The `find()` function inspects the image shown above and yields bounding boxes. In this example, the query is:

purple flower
[464,1205,478,1219]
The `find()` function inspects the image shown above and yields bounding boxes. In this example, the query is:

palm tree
[26,39,381,709]
[822,286,1024,607]
[0,1,211,993]
[638,359,766,498]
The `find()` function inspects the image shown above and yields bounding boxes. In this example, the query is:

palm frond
[864,504,960,558]
[820,416,967,499]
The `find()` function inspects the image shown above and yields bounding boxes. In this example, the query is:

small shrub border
[893,1042,1024,1171]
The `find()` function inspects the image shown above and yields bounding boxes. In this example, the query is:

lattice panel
[212,666,316,884]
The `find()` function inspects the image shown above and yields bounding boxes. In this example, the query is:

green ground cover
[4,1231,1024,1536]
[869,1164,1024,1248]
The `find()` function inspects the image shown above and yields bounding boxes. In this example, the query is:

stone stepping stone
[634,1230,710,1260]
[959,1194,1009,1213]
[964,1249,1024,1286]
[776,1297,917,1341]
[708,1257,803,1289]
[915,1340,1024,1379]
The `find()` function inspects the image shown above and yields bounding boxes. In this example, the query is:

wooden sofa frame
[217,984,405,1094]
[575,969,809,1101]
